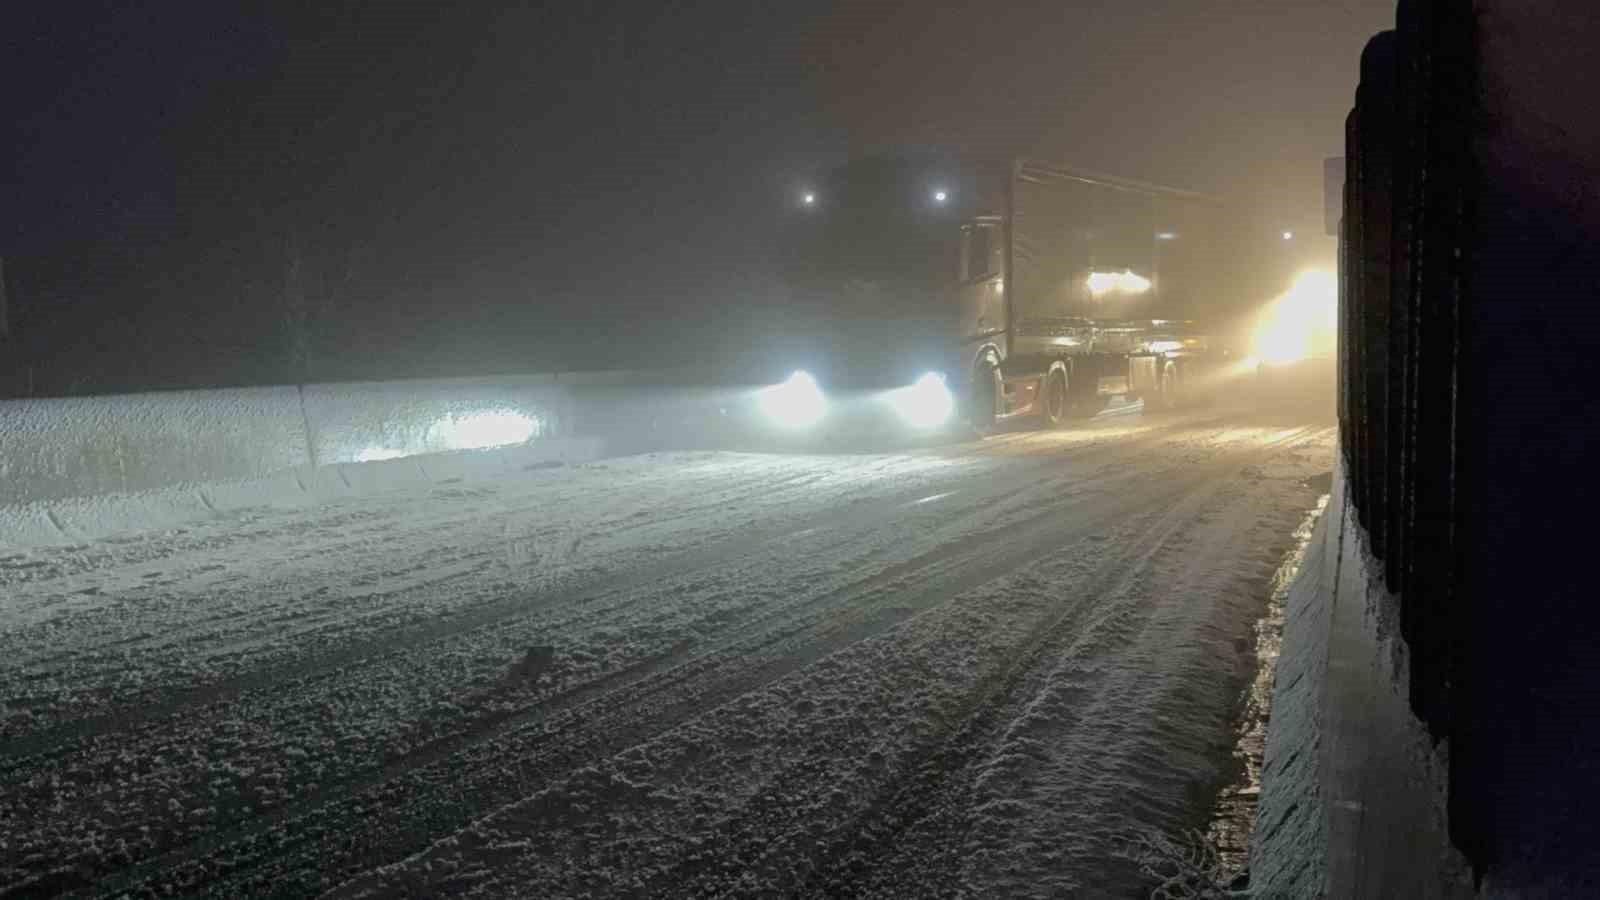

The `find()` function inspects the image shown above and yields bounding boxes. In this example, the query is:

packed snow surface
[0,404,1332,897]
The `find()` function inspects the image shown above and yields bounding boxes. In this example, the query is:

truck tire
[970,359,1002,434]
[1043,369,1070,428]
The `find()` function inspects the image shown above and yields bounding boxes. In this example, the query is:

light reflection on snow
[353,409,542,463]
[884,374,956,429]
[430,410,541,451]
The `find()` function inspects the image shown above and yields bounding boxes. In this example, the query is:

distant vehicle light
[1156,231,1179,241]
[1087,270,1153,297]
[1252,269,1337,364]
[760,371,826,428]
[886,372,955,429]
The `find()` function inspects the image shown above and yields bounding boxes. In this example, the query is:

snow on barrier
[1248,457,1471,897]
[0,386,311,506]
[0,375,623,548]
[0,387,313,544]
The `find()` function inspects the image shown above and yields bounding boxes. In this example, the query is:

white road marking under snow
[0,408,1333,898]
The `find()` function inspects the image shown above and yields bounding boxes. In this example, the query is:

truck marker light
[1087,270,1152,296]
[760,371,826,428]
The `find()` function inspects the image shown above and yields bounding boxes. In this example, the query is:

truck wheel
[1043,370,1070,428]
[970,359,1002,433]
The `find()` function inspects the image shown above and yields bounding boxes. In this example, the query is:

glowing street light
[1282,230,1295,241]
[802,192,816,206]
[933,189,949,204]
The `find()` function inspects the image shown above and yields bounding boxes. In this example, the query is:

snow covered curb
[1249,457,1471,897]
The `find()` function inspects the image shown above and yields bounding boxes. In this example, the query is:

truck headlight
[887,373,955,429]
[759,371,826,428]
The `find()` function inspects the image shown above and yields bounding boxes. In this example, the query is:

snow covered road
[1,405,1333,897]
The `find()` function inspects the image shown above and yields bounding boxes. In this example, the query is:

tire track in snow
[90,423,1291,898]
[5,444,1182,899]
[85,434,1232,899]
[664,427,1327,897]
[317,426,1325,899]
[0,414,1304,897]
[2,416,1227,764]
[655,490,1216,897]
[0,458,968,759]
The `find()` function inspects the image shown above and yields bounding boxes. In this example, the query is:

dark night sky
[2,1,1392,392]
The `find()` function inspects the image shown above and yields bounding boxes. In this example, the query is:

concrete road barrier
[0,386,310,508]
[1250,457,1472,897]
[0,372,653,548]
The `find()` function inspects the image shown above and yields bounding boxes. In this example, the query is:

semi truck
[758,156,1275,436]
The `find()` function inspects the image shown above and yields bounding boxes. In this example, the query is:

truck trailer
[953,159,1243,430]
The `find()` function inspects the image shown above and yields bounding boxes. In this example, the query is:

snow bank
[1250,458,1471,897]
[0,376,617,549]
